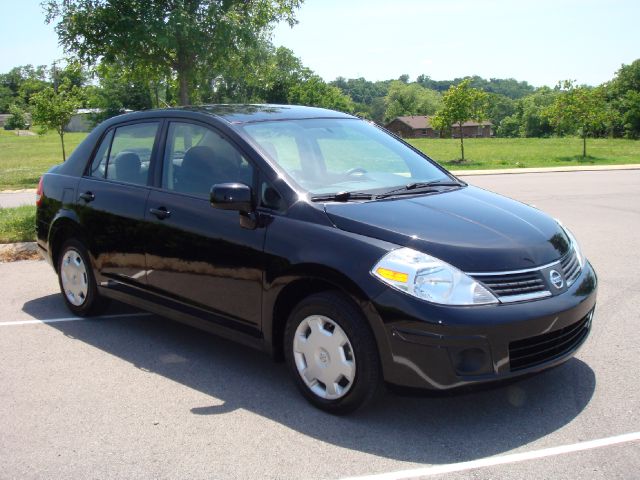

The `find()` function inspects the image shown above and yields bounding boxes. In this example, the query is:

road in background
[0,170,638,479]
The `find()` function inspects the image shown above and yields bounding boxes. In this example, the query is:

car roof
[107,104,357,125]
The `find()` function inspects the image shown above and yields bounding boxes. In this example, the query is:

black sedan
[36,105,597,413]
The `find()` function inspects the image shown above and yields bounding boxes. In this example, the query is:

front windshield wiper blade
[375,180,465,199]
[310,191,375,202]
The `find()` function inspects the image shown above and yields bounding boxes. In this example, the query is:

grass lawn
[0,205,36,243]
[0,129,87,190]
[1,128,639,190]
[407,137,640,170]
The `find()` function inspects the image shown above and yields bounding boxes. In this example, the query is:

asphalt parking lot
[1,170,639,479]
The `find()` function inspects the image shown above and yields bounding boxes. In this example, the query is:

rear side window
[89,122,159,186]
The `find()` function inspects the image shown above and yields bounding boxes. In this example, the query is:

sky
[1,0,638,87]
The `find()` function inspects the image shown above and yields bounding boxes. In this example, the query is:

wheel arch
[264,264,392,370]
[48,212,88,272]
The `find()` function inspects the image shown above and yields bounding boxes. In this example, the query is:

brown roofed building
[385,115,492,139]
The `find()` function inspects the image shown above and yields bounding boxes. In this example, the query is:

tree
[287,76,354,112]
[91,60,154,121]
[431,79,488,161]
[383,81,441,122]
[517,87,557,137]
[44,0,303,106]
[31,78,84,161]
[544,81,613,157]
[5,104,29,130]
[0,65,49,111]
[608,59,640,138]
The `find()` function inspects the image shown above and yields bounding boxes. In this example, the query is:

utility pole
[52,60,58,93]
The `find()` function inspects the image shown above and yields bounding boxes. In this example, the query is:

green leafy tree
[5,104,29,130]
[544,81,614,157]
[44,0,303,106]
[383,81,442,122]
[431,79,488,161]
[287,76,354,112]
[518,87,557,137]
[608,59,640,138]
[496,114,521,137]
[0,87,15,113]
[0,65,49,110]
[91,60,154,121]
[486,93,515,130]
[30,79,84,161]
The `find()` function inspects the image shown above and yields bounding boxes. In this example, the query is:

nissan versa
[36,105,597,413]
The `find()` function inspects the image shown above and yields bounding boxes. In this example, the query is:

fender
[262,262,396,379]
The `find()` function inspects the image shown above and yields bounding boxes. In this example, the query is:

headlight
[371,247,498,305]
[556,220,585,268]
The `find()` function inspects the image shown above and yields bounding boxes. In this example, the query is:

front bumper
[371,260,598,390]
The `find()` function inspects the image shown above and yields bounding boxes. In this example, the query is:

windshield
[241,118,450,195]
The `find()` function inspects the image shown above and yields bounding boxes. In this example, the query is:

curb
[452,164,640,176]
[0,242,41,262]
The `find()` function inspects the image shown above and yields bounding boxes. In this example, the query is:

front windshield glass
[241,118,450,195]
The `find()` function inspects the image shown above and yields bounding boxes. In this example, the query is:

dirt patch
[0,242,42,262]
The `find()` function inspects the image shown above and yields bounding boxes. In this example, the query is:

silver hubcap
[293,315,356,400]
[60,249,89,306]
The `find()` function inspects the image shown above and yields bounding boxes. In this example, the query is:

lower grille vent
[508,311,592,371]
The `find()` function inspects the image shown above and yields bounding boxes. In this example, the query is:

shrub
[5,104,28,130]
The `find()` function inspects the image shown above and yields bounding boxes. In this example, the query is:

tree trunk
[583,134,587,158]
[459,122,465,161]
[178,69,190,106]
[59,129,66,162]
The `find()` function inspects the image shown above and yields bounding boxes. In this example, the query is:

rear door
[77,121,160,286]
[144,121,266,334]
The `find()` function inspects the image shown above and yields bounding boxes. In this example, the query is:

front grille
[474,271,547,298]
[508,311,592,371]
[561,249,582,286]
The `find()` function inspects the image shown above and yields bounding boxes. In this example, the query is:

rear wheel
[57,239,108,316]
[284,291,382,414]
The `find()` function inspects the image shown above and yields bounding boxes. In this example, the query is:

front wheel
[284,292,382,414]
[57,239,109,316]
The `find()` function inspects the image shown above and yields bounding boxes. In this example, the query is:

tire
[57,239,109,316]
[284,291,382,414]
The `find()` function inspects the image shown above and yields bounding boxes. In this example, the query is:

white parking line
[0,312,153,326]
[339,431,640,480]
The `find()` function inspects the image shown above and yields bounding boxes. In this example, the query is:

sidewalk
[0,190,36,208]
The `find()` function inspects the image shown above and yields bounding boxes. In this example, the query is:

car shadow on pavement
[23,294,596,465]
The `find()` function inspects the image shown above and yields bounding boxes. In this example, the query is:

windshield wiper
[310,191,374,202]
[375,179,465,199]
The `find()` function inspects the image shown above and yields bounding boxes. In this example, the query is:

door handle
[149,207,171,220]
[79,191,95,202]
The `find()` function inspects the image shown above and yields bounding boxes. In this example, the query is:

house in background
[385,115,493,139]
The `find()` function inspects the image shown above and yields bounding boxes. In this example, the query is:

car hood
[324,186,570,272]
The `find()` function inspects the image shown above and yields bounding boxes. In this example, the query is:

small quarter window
[89,130,114,179]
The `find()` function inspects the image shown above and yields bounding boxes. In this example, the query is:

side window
[162,122,254,197]
[89,129,114,178]
[104,122,159,186]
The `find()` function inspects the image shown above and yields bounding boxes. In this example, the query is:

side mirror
[210,183,252,212]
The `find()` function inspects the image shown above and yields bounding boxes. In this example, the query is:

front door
[144,121,266,333]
